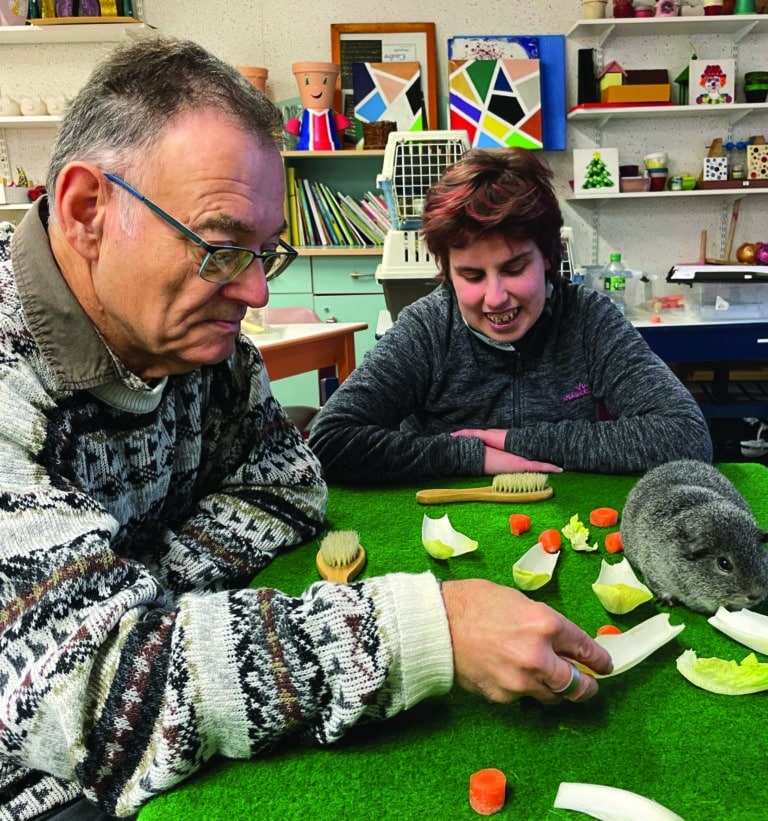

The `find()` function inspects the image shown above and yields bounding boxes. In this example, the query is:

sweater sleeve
[308,300,486,484]
[504,290,713,473]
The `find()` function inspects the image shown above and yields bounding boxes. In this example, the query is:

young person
[309,149,713,483]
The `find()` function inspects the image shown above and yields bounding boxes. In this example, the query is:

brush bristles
[319,530,362,567]
[491,472,549,493]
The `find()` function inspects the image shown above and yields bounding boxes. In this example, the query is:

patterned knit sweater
[0,203,453,818]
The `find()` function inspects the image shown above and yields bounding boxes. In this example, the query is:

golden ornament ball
[736,243,756,264]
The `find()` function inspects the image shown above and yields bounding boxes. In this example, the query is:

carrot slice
[597,624,622,636]
[509,513,531,536]
[538,528,562,553]
[589,506,619,527]
[469,768,507,815]
[605,531,624,554]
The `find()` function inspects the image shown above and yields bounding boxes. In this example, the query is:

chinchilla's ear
[761,532,768,545]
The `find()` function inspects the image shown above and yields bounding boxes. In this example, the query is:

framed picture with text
[331,22,438,137]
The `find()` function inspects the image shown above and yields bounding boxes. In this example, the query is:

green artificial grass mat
[139,464,768,821]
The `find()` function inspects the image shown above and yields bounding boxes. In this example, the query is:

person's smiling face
[449,233,550,343]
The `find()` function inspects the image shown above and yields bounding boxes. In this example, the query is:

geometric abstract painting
[352,61,426,146]
[448,59,542,150]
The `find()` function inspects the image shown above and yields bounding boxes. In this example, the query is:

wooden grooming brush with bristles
[316,530,367,583]
[415,473,554,505]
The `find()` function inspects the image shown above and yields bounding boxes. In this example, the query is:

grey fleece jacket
[308,281,713,483]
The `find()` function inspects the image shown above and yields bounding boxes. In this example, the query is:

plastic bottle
[602,252,627,315]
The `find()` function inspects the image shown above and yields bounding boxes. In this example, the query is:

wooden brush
[415,473,554,505]
[316,530,367,583]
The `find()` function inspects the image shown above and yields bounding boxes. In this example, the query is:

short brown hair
[421,148,563,285]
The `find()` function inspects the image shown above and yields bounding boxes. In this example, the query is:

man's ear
[53,163,108,261]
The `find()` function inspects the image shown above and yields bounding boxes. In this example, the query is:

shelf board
[281,149,384,159]
[295,245,382,257]
[0,115,62,127]
[567,14,768,44]
[568,102,768,127]
[564,187,768,203]
[0,20,153,45]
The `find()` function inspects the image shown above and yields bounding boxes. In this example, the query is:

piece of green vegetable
[676,649,768,695]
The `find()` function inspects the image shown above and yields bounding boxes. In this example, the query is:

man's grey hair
[46,36,285,209]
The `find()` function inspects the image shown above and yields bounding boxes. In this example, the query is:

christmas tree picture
[583,151,615,189]
[573,147,620,194]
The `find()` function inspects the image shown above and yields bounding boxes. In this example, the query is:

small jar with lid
[613,0,635,15]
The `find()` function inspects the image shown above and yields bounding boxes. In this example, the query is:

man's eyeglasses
[104,172,297,284]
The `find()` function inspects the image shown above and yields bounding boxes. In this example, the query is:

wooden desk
[245,321,367,383]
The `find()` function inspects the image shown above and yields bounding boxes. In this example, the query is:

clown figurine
[285,61,351,151]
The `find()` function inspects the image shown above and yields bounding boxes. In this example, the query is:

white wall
[2,0,766,281]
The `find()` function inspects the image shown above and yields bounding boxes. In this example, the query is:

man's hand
[441,579,612,704]
[452,429,562,475]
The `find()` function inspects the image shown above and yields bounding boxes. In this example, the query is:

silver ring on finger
[551,662,580,696]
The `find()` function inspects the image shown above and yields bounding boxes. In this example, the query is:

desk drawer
[312,255,382,295]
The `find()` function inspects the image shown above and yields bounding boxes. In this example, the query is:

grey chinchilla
[621,460,768,614]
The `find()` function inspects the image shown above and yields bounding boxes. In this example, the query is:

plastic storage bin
[686,282,768,321]
[375,130,470,319]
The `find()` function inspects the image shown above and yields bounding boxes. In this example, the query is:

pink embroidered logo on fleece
[562,383,590,402]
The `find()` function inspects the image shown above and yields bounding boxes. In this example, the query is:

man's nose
[222,260,270,307]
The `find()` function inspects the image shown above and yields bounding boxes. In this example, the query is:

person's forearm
[505,410,712,473]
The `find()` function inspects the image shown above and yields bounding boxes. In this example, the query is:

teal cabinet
[261,150,390,408]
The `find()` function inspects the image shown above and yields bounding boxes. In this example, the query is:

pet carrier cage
[375,130,470,319]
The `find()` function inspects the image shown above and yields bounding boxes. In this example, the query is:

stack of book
[285,167,392,248]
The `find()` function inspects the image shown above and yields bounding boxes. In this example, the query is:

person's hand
[451,429,562,474]
[441,579,613,704]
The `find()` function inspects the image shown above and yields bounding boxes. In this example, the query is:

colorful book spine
[301,177,329,245]
[309,180,341,246]
[285,165,300,246]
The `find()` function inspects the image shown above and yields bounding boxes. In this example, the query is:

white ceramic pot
[44,94,69,116]
[0,0,28,25]
[0,95,21,116]
[582,0,607,18]
[20,97,48,116]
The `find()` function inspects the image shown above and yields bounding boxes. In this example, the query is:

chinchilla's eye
[717,556,733,573]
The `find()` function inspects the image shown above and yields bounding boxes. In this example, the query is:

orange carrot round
[509,513,531,536]
[589,506,619,527]
[538,528,562,553]
[597,624,622,636]
[605,531,624,554]
[469,768,507,815]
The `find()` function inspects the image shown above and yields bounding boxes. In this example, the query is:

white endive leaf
[588,613,685,678]
[592,558,653,614]
[554,782,685,821]
[708,607,768,655]
[512,542,559,591]
[421,514,478,559]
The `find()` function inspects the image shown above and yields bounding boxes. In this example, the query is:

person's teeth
[487,309,518,323]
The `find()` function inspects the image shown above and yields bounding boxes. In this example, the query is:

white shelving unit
[567,14,768,45]
[0,15,152,210]
[0,18,152,45]
[564,13,768,261]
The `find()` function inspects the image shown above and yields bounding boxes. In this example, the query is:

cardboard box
[703,156,728,181]
[601,83,671,104]
[747,144,768,179]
